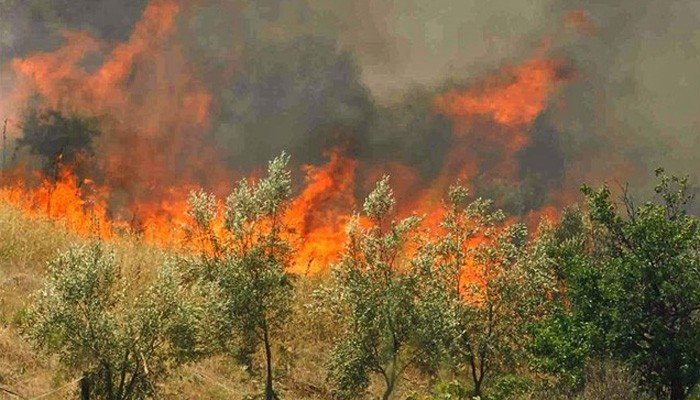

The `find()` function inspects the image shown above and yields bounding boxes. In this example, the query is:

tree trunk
[102,364,115,400]
[381,361,397,400]
[263,325,277,400]
[474,378,482,397]
[381,379,395,400]
[669,377,684,400]
[80,374,90,400]
[469,356,483,397]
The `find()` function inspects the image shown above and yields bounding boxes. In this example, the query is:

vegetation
[531,169,700,400]
[326,176,428,400]
[582,171,699,400]
[22,243,205,399]
[185,154,295,400]
[0,162,697,399]
[18,107,100,174]
[415,185,557,397]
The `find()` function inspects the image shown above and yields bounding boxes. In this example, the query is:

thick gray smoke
[1,0,698,211]
[548,0,700,191]
[0,0,148,57]
[311,0,700,197]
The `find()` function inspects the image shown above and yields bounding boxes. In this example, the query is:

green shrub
[24,243,205,400]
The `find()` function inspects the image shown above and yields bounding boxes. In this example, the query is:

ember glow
[0,0,585,273]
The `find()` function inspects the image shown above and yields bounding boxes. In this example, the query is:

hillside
[0,201,435,399]
[3,197,690,400]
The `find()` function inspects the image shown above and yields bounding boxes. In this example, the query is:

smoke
[0,0,148,57]
[547,0,700,194]
[1,0,698,213]
[308,0,700,199]
[314,0,553,95]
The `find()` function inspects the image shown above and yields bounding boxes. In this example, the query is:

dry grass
[0,203,431,399]
[0,204,73,398]
[0,202,658,400]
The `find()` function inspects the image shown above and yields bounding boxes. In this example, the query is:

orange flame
[433,56,573,217]
[0,2,581,274]
[286,148,358,273]
[437,58,570,128]
[0,165,111,238]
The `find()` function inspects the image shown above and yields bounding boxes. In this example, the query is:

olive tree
[186,153,294,400]
[417,186,557,397]
[327,176,430,400]
[527,206,603,390]
[24,243,204,400]
[529,169,700,399]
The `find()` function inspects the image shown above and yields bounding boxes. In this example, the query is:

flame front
[0,0,580,275]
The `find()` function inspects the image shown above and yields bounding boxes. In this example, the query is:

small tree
[527,207,600,390]
[19,107,99,174]
[418,186,556,396]
[578,169,700,400]
[327,176,428,400]
[24,243,204,400]
[186,153,294,400]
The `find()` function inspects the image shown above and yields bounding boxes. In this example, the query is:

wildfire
[437,58,570,128]
[6,0,224,209]
[285,148,358,273]
[435,57,572,180]
[0,0,580,275]
[0,165,111,238]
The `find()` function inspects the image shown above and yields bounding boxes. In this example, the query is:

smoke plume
[0,0,697,269]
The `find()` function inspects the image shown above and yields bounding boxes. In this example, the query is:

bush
[24,243,205,400]
[326,176,427,400]
[185,153,294,400]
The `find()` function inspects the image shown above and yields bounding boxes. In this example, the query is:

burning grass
[0,0,581,278]
[0,190,658,400]
[0,2,676,397]
[0,200,431,399]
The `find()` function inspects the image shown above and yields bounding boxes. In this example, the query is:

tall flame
[286,148,358,273]
[0,0,580,274]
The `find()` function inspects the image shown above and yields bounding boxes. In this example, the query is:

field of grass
[0,201,670,400]
[0,202,437,399]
